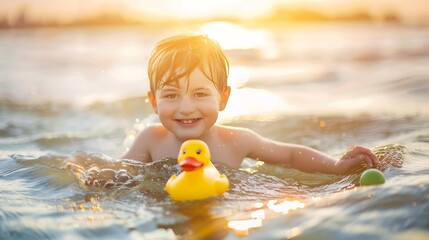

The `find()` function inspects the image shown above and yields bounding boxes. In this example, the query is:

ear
[219,86,231,111]
[147,91,158,114]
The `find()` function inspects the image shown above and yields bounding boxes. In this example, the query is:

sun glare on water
[197,21,278,59]
[227,199,305,236]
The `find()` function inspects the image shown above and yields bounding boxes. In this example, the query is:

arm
[246,131,378,174]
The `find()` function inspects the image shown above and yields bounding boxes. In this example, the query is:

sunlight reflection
[109,65,145,83]
[198,21,278,59]
[228,218,263,236]
[58,197,104,223]
[228,199,305,236]
[240,160,265,174]
[328,98,373,111]
[228,66,251,88]
[220,88,296,121]
[114,42,143,58]
[251,209,266,219]
[267,199,305,214]
[253,202,264,208]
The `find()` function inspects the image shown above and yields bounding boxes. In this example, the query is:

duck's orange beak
[180,157,203,171]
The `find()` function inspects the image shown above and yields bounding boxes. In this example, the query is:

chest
[209,144,243,168]
[150,141,243,169]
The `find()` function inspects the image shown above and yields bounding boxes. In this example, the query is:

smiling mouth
[175,118,201,124]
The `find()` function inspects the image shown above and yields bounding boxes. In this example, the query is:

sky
[1,0,429,26]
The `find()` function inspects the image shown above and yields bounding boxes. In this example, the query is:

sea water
[1,22,429,239]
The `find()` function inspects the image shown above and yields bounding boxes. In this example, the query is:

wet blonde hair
[148,34,229,93]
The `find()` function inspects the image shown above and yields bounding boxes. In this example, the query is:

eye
[195,93,208,98]
[165,94,178,99]
[196,149,201,154]
[183,149,186,154]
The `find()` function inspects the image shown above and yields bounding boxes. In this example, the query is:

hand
[67,162,138,188]
[85,168,139,188]
[336,146,379,173]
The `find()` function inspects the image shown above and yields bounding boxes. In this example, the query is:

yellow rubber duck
[165,140,229,201]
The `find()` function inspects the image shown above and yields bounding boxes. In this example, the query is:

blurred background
[2,0,429,27]
[1,0,429,156]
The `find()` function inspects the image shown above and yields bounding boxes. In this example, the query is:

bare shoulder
[215,125,262,145]
[138,124,169,138]
[122,124,168,162]
[134,124,173,149]
[209,125,264,167]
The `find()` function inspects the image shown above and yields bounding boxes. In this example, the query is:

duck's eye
[196,149,201,154]
[183,149,186,154]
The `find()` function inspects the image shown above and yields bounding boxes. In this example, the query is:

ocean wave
[0,94,153,118]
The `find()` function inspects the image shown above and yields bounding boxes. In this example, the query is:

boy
[121,33,378,174]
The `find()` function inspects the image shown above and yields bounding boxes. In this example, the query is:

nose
[178,95,196,114]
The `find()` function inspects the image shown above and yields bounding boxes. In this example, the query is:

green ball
[360,169,385,186]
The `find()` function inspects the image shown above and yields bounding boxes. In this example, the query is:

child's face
[148,68,230,141]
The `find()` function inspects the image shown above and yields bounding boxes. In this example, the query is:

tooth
[180,119,197,124]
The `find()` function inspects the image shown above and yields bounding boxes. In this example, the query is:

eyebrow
[193,87,211,91]
[159,85,179,91]
[160,86,212,93]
